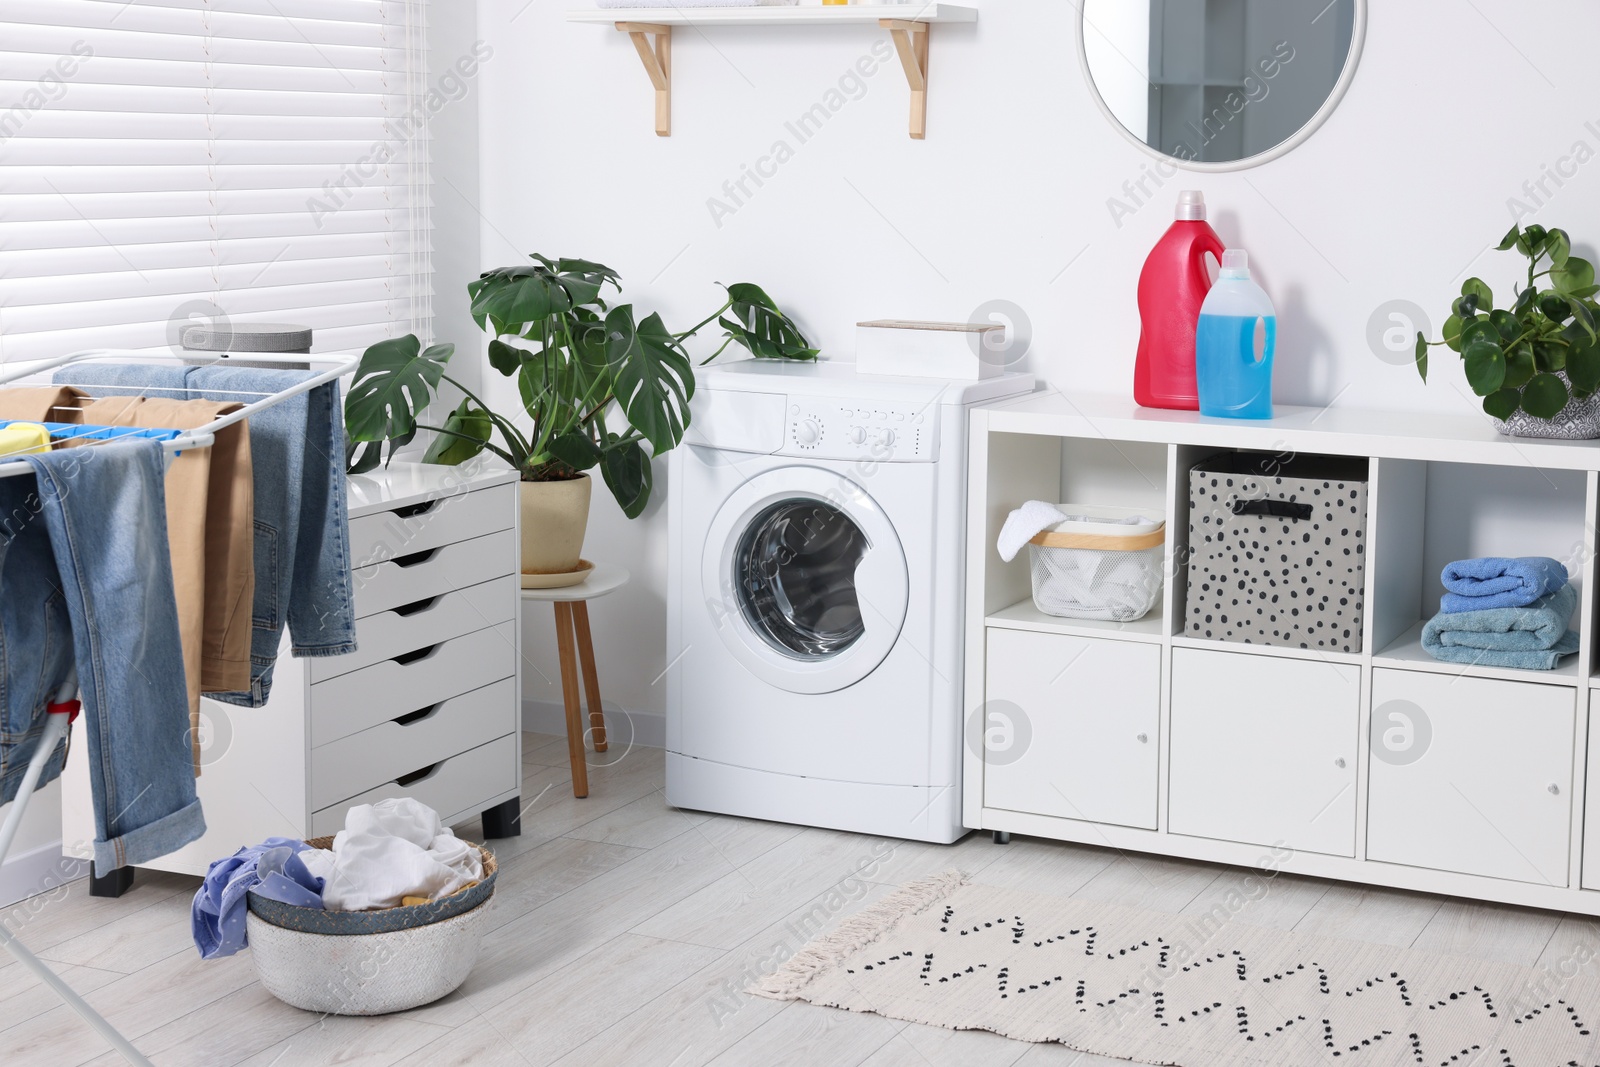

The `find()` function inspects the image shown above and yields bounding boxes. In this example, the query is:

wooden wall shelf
[567,5,979,139]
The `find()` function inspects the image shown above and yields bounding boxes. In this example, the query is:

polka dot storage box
[1185,453,1369,653]
[244,838,497,1015]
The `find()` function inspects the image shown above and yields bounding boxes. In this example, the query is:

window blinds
[0,0,433,361]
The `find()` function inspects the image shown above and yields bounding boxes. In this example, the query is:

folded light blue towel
[1421,583,1578,670]
[1440,556,1568,613]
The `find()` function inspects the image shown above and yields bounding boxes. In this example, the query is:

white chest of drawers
[62,461,524,886]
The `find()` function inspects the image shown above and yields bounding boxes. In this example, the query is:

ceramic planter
[1491,371,1600,440]
[519,474,591,579]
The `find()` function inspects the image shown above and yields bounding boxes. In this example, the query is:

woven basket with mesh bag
[1026,505,1166,622]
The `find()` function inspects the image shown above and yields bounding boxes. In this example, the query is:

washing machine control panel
[781,400,935,462]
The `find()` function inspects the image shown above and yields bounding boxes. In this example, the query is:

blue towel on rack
[1439,556,1568,613]
[1421,583,1579,670]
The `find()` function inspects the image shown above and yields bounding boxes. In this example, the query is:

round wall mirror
[1078,0,1365,171]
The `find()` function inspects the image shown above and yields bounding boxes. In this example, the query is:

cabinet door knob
[1136,733,1148,744]
[1334,757,1347,769]
[1549,784,1561,795]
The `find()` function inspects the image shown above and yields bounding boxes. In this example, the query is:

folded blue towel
[1440,556,1568,612]
[1421,584,1578,670]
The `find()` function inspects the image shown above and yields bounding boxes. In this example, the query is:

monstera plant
[344,254,815,579]
[1415,223,1600,433]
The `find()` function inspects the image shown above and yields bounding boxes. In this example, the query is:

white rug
[754,871,1600,1066]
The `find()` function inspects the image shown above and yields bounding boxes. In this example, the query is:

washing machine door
[703,466,909,695]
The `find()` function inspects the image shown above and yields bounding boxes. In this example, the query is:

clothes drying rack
[0,348,359,1066]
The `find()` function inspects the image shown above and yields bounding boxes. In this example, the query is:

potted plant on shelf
[1414,222,1600,439]
[344,254,816,584]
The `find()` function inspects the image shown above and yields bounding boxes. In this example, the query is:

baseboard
[521,700,665,750]
[0,840,87,908]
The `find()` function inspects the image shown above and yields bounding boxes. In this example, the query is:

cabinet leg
[89,865,134,898]
[992,831,1011,845]
[553,601,590,799]
[572,600,608,753]
[481,796,522,839]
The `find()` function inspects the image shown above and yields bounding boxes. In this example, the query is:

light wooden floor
[4,733,1598,1067]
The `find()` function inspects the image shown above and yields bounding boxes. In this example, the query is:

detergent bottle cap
[1176,190,1208,221]
[1220,249,1249,277]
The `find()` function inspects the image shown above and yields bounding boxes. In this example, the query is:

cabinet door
[1169,648,1360,857]
[1587,693,1600,891]
[1369,670,1573,887]
[983,629,1160,829]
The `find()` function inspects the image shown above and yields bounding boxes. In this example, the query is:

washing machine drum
[704,467,909,695]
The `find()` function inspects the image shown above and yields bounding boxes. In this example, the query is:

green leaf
[1513,285,1537,315]
[1461,317,1500,348]
[1522,372,1571,418]
[342,334,452,471]
[1454,293,1480,319]
[1442,314,1464,353]
[1462,277,1494,312]
[604,305,696,455]
[1503,347,1536,389]
[1483,388,1522,420]
[1497,223,1522,252]
[1548,228,1572,267]
[1415,332,1429,380]
[1540,293,1573,322]
[467,255,619,335]
[1552,255,1595,295]
[718,283,820,362]
[421,399,492,465]
[598,436,653,519]
[1524,224,1548,253]
[1568,344,1600,396]
[1462,336,1507,395]
[487,339,530,376]
[1568,297,1597,340]
[1533,340,1568,373]
[546,430,603,472]
[1489,308,1521,342]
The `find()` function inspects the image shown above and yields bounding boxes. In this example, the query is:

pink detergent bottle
[1133,190,1226,410]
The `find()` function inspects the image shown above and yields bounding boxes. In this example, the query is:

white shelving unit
[567,4,978,138]
[965,389,1600,915]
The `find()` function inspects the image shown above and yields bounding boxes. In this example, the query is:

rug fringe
[751,869,969,1001]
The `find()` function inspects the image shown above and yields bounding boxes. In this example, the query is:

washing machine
[665,360,1033,843]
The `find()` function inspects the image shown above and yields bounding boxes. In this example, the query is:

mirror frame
[1075,0,1368,172]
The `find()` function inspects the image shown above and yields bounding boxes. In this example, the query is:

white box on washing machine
[856,319,1005,380]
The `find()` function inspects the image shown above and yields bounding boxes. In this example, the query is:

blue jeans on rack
[185,368,357,706]
[6,439,205,875]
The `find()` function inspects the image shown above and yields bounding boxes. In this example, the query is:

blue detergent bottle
[1196,249,1276,419]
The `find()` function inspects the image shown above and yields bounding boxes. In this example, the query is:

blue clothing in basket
[193,837,325,959]
[1421,583,1579,671]
[1439,556,1568,613]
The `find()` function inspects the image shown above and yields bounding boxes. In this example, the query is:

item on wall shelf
[1196,250,1276,419]
[1133,191,1226,411]
[1008,503,1165,623]
[342,258,814,584]
[1415,222,1600,439]
[1440,556,1569,614]
[1421,582,1579,671]
[856,319,1004,380]
[1186,452,1368,653]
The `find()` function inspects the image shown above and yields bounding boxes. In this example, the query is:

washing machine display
[735,498,868,660]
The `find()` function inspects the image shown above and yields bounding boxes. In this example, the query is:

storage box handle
[1231,499,1313,521]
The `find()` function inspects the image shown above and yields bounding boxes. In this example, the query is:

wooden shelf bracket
[615,22,672,137]
[881,19,930,140]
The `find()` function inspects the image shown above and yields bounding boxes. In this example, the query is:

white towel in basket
[997,500,1067,562]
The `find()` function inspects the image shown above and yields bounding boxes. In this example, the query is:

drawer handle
[396,762,440,787]
[393,704,440,727]
[392,548,440,569]
[393,596,440,617]
[391,500,441,519]
[393,644,440,666]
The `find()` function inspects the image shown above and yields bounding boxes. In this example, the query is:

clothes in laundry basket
[298,798,485,912]
[192,837,326,960]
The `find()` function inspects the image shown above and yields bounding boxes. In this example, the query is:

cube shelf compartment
[965,390,1600,916]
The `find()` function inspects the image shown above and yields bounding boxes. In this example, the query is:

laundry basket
[245,839,497,1016]
[1027,505,1166,622]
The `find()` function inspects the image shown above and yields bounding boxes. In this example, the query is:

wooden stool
[521,565,629,798]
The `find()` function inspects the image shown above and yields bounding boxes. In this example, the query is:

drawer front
[311,577,516,683]
[348,483,514,569]
[351,528,517,618]
[1369,669,1573,887]
[983,629,1161,830]
[1169,648,1360,857]
[310,734,519,837]
[311,678,515,810]
[309,622,515,747]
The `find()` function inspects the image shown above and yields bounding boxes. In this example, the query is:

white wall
[468,0,1600,724]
